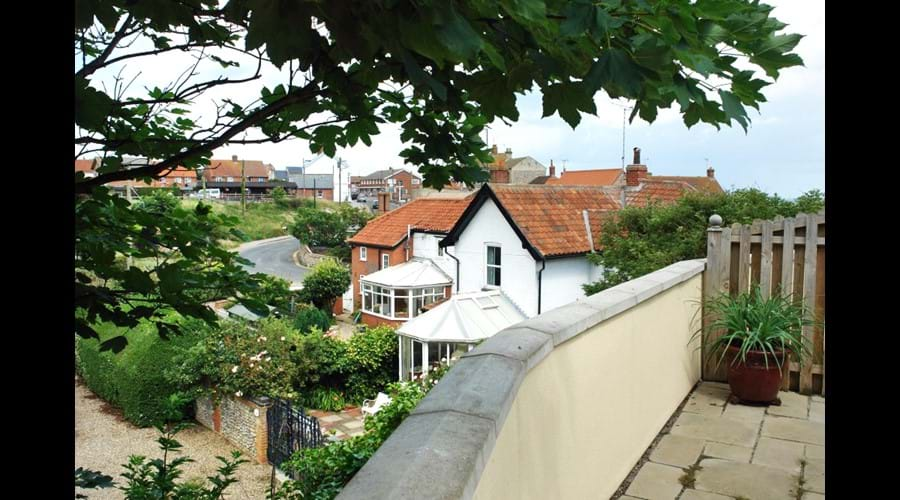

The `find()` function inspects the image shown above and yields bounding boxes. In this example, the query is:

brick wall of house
[195,395,271,464]
[294,188,334,199]
[351,243,409,314]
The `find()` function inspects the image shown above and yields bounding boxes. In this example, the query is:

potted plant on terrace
[696,286,816,405]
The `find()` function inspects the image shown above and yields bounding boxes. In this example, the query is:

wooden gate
[703,212,825,395]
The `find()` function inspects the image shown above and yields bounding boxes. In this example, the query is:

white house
[439,183,620,317]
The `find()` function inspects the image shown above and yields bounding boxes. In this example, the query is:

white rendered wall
[453,198,538,316]
[411,233,457,283]
[540,256,596,312]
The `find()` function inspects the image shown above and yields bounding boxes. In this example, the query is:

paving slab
[802,492,825,500]
[703,442,753,463]
[319,414,344,423]
[804,473,825,494]
[808,401,825,423]
[650,434,706,468]
[804,457,825,477]
[805,444,825,460]
[624,462,685,500]
[343,420,364,429]
[766,391,809,419]
[694,458,797,500]
[722,402,766,424]
[679,489,733,500]
[751,437,805,473]
[670,412,759,448]
[810,395,825,403]
[696,381,731,395]
[762,416,825,445]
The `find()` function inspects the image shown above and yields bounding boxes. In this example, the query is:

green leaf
[560,0,594,37]
[74,78,115,131]
[719,89,748,132]
[542,82,596,129]
[585,48,643,98]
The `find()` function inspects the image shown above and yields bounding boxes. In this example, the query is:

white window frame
[485,244,502,288]
[362,284,446,320]
[381,254,390,270]
[227,176,234,182]
[359,247,367,261]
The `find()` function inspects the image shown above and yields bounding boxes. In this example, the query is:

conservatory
[396,290,527,381]
[358,258,453,321]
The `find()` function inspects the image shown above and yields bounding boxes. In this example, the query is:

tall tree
[75,0,803,348]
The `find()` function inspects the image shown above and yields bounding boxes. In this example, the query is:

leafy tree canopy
[74,0,803,350]
[583,188,824,294]
[75,0,803,192]
[299,258,352,313]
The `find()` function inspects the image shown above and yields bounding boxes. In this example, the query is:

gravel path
[75,379,272,499]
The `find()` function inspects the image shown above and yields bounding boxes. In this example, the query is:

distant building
[358,168,422,202]
[481,145,546,185]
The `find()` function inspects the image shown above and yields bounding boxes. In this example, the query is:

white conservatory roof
[397,290,527,343]
[360,258,452,288]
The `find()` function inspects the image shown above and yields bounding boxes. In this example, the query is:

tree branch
[75,83,324,193]
[76,15,135,79]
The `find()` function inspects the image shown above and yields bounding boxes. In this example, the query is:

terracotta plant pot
[725,344,786,404]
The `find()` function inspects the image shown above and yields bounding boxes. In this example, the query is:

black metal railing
[267,399,323,470]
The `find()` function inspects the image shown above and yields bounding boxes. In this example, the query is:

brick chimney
[505,147,512,155]
[232,154,238,162]
[625,147,648,187]
[707,166,715,178]
[378,192,390,214]
[491,144,498,155]
[549,160,556,178]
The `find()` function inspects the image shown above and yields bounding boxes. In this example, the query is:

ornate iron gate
[267,399,323,468]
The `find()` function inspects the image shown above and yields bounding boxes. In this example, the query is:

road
[237,236,309,288]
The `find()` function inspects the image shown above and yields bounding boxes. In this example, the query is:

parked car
[190,188,221,199]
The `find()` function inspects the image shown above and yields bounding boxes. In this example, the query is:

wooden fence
[703,211,825,395]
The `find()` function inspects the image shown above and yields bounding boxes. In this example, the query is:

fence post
[703,214,728,382]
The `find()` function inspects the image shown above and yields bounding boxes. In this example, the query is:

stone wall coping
[337,259,705,499]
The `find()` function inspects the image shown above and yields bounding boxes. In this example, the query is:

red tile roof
[489,184,621,257]
[545,169,623,186]
[647,175,723,194]
[204,159,269,179]
[75,159,97,173]
[348,197,474,248]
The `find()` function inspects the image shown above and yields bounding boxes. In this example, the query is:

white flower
[235,391,243,397]
[185,241,192,247]
[280,336,286,341]
[231,366,239,373]
[261,336,267,341]
[266,357,272,362]
[249,363,254,368]
[441,357,446,363]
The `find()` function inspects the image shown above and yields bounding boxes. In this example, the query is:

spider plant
[693,286,817,375]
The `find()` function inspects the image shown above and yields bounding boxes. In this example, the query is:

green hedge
[76,323,199,427]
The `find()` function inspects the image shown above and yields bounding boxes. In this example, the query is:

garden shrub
[339,325,398,403]
[299,387,348,413]
[166,317,302,402]
[272,370,446,500]
[76,321,200,427]
[298,258,351,313]
[293,303,333,333]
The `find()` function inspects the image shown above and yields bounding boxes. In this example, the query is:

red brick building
[347,196,473,327]
[357,168,422,202]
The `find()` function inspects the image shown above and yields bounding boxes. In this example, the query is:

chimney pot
[491,144,498,155]
[626,148,648,187]
[232,154,238,162]
[549,160,556,178]
[505,147,512,155]
[707,166,715,178]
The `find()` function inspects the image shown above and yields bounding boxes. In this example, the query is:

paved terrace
[617,382,825,500]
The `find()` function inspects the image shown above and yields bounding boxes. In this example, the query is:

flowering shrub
[166,317,302,401]
[270,364,451,500]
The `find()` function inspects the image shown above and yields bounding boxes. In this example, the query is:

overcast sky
[80,1,823,198]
